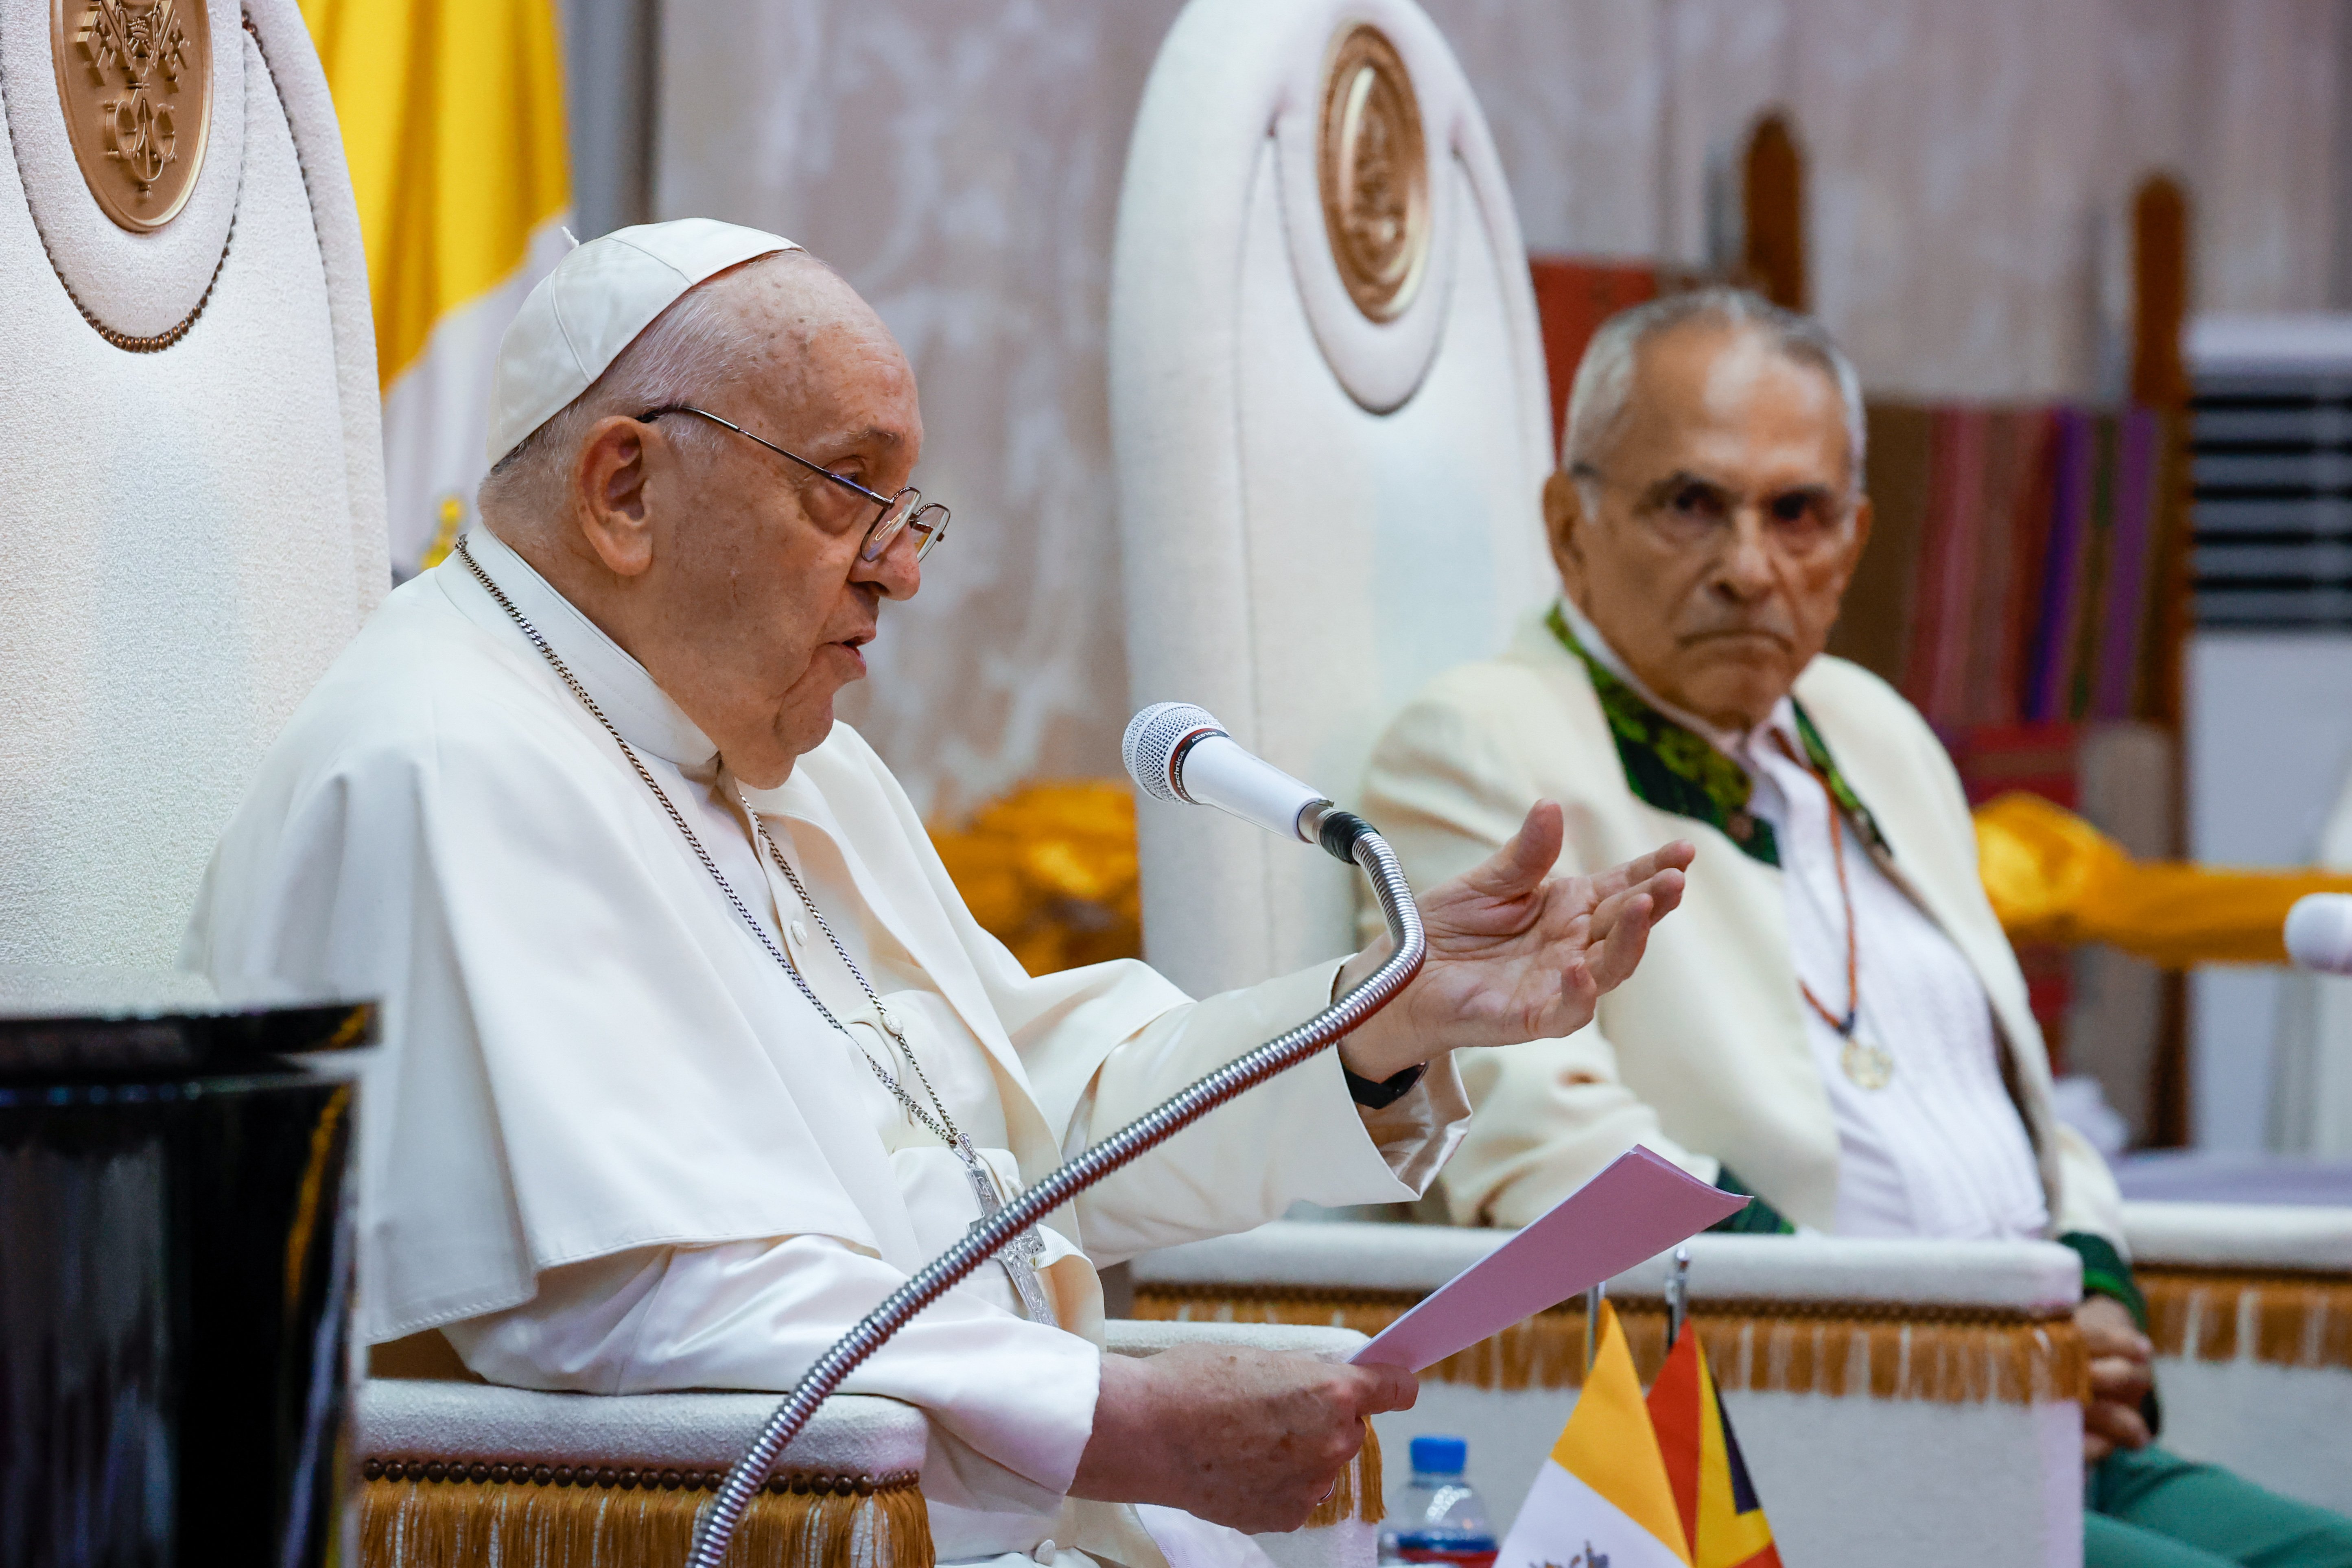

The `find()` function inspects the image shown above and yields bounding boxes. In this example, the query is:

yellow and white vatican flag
[1496,1302,1694,1568]
[303,0,573,578]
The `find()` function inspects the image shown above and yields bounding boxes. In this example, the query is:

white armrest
[1135,1220,2083,1310]
[2116,1202,2352,1513]
[2122,1200,2352,1270]
[357,1378,928,1483]
[1131,1221,2087,1568]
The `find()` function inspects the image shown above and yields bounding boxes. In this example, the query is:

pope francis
[183,220,1691,1568]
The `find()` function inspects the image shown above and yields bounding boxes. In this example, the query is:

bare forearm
[1070,1353,1180,1506]
[1070,1345,1416,1533]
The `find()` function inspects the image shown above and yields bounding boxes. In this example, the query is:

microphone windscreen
[1123,703,1223,805]
[2285,894,2352,974]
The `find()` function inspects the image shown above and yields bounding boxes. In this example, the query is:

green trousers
[2086,1448,2352,1568]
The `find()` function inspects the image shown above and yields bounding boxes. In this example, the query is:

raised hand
[1336,802,1694,1082]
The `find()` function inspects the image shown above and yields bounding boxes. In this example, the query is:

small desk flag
[1493,1302,1691,1568]
[1647,1322,1781,1568]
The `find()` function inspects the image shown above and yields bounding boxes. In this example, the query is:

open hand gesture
[1337,802,1693,1082]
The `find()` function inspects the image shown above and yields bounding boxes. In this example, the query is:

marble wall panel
[654,0,2349,809]
[1423,0,1664,254]
[1655,0,1795,268]
[1792,0,2118,397]
[2190,0,2343,313]
[656,0,1180,817]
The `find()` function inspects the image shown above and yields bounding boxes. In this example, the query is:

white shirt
[185,527,1469,1564]
[1557,599,2046,1240]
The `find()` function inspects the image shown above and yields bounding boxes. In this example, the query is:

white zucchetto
[487,218,802,465]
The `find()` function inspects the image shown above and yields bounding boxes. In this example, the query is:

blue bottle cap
[1409,1435,1467,1475]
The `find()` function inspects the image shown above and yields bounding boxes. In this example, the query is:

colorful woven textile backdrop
[302,0,574,579]
[1830,402,2187,738]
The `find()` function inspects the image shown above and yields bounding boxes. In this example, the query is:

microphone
[693,717,1430,1568]
[2286,893,2352,973]
[1123,702,1368,863]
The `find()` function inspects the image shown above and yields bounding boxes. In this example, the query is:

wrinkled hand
[1335,802,1694,1082]
[2077,1294,2154,1465]
[1071,1344,1417,1533]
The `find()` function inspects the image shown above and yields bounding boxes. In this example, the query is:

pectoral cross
[955,1139,1058,1327]
[862,1004,1059,1330]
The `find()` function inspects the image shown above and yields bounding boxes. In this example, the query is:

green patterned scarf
[1547,603,1888,868]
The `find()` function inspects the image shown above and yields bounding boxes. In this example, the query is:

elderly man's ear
[574,416,658,578]
[1541,468,1590,598]
[1846,494,1876,563]
[1829,492,1877,593]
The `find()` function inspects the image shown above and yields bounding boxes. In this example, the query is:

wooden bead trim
[361,1458,920,1496]
[0,17,251,354]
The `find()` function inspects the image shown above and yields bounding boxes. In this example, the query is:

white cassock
[184,526,1468,1568]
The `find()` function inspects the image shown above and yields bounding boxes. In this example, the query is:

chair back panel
[0,0,385,969]
[1112,0,1553,995]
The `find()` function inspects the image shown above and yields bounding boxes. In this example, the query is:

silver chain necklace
[453,536,1056,1325]
[738,807,966,1145]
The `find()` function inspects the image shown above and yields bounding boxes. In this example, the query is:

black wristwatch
[1344,1061,1425,1109]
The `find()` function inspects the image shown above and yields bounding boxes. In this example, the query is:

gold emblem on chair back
[1316,24,1427,324]
[50,0,211,231]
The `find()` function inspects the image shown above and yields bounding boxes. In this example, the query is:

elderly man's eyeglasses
[1571,461,1855,559]
[638,405,951,563]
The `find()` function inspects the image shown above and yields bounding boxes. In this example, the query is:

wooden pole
[1743,113,1808,311]
[2131,176,2191,411]
[2131,172,2195,1148]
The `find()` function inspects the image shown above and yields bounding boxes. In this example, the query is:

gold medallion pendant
[1841,1031,1895,1091]
[1317,23,1430,324]
[52,0,212,233]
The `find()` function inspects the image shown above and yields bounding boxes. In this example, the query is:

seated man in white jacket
[1361,287,2352,1568]
[184,220,1693,1568]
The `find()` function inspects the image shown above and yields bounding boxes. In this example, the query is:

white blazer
[1360,607,2125,1247]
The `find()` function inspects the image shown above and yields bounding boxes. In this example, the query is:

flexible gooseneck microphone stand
[685,805,1424,1568]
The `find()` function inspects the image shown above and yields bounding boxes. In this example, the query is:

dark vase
[0,975,375,1568]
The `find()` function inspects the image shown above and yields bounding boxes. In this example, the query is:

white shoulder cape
[185,566,1188,1340]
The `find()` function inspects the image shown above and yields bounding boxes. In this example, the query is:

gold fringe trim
[356,1466,932,1568]
[1133,1288,2087,1406]
[2143,1268,2352,1370]
[1300,1418,1384,1529]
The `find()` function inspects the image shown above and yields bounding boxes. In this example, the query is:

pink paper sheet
[1351,1147,1746,1371]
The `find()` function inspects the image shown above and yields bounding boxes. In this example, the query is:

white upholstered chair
[356,1383,935,1568]
[0,0,387,971]
[1106,9,2352,1558]
[358,1322,1384,1568]
[1106,11,2097,1562]
[1134,1224,2088,1568]
[2123,1201,2352,1514]
[1109,0,1554,997]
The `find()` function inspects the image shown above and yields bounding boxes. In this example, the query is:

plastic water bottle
[1380,1435,1498,1568]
